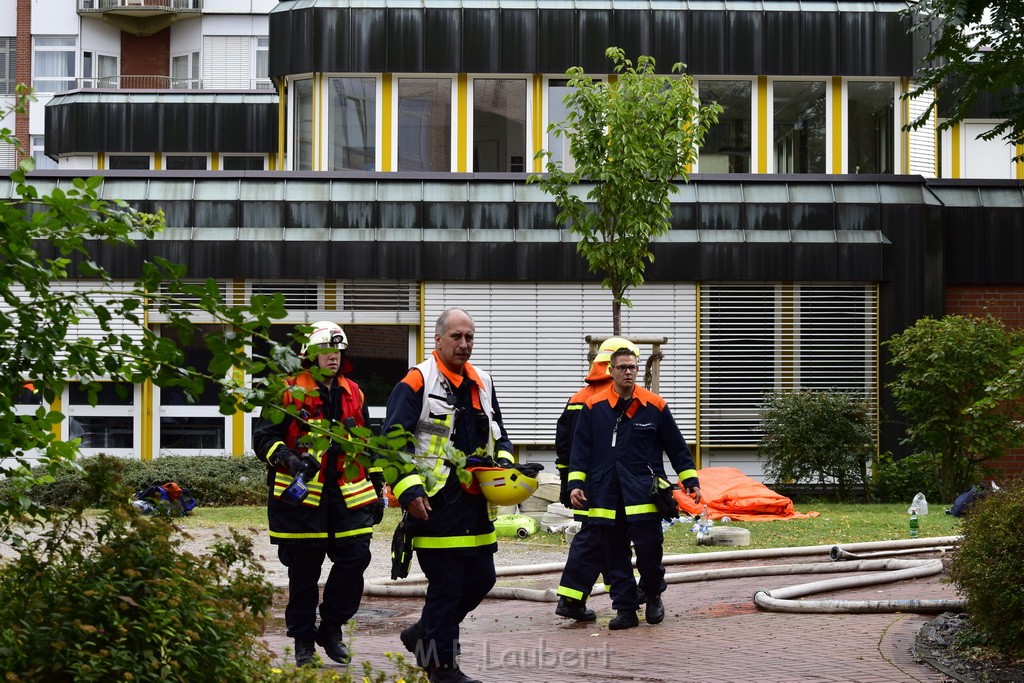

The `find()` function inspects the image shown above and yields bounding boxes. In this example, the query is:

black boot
[316,627,351,664]
[428,663,482,683]
[645,594,665,625]
[555,596,597,621]
[400,620,424,654]
[608,609,640,630]
[294,639,317,667]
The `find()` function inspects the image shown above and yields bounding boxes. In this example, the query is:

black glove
[371,498,386,525]
[495,457,514,469]
[559,468,571,507]
[368,470,386,497]
[285,452,319,479]
[467,455,498,468]
[513,462,545,478]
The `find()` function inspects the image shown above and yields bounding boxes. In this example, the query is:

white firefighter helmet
[304,321,348,356]
[594,337,641,364]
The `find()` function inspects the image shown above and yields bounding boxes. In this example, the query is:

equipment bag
[130,482,198,517]
[391,511,414,580]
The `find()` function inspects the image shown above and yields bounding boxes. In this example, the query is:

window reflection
[67,381,134,450]
[546,79,576,172]
[329,77,377,171]
[158,325,226,452]
[294,79,314,171]
[699,80,752,173]
[848,81,894,174]
[773,81,826,174]
[398,78,452,172]
[473,79,527,172]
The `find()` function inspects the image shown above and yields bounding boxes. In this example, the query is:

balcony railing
[75,75,273,90]
[80,0,202,9]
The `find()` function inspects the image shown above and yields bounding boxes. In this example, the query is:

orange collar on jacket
[432,349,483,410]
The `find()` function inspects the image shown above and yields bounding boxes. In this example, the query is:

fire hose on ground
[362,535,966,614]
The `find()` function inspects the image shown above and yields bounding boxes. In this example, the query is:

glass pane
[222,156,265,171]
[328,77,377,171]
[397,78,452,172]
[773,81,826,174]
[473,79,527,172]
[699,80,752,173]
[848,81,895,174]
[71,416,134,449]
[159,416,225,450]
[68,381,133,406]
[165,156,208,171]
[108,155,150,170]
[546,80,576,171]
[294,79,314,171]
[159,325,224,406]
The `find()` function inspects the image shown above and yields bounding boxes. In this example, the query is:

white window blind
[424,282,698,446]
[699,282,878,446]
[202,36,250,90]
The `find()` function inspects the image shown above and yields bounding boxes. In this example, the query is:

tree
[904,0,1024,161]
[884,314,1024,501]
[530,47,721,334]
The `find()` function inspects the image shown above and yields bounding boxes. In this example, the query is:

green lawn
[180,502,962,555]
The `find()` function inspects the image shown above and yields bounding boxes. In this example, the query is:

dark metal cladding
[387,8,425,73]
[44,95,278,156]
[424,8,462,73]
[746,243,796,280]
[463,9,500,73]
[578,10,612,73]
[268,4,914,78]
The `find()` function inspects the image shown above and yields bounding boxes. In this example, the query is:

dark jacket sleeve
[659,404,699,489]
[253,410,297,467]
[567,404,594,492]
[381,370,429,507]
[489,384,514,458]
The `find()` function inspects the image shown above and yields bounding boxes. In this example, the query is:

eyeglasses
[613,364,639,373]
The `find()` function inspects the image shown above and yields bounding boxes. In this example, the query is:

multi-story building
[3,0,1023,479]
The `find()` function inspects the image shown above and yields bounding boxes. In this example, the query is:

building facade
[3,0,1024,479]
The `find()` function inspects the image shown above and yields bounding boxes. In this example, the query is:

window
[31,136,59,170]
[699,80,752,173]
[473,79,527,172]
[293,78,314,170]
[83,51,118,88]
[66,381,136,452]
[328,77,376,171]
[158,325,228,454]
[0,37,15,95]
[546,79,576,171]
[33,37,76,93]
[165,155,208,171]
[848,81,895,174]
[108,155,150,170]
[171,51,200,89]
[699,283,877,446]
[222,155,265,171]
[397,78,452,172]
[255,37,271,90]
[773,81,826,174]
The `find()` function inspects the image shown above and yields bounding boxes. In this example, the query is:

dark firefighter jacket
[253,370,374,545]
[382,351,513,552]
[555,361,612,520]
[567,384,699,524]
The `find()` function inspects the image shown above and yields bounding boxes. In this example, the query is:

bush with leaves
[758,389,874,500]
[948,479,1024,658]
[871,451,941,504]
[885,314,1024,501]
[0,457,276,681]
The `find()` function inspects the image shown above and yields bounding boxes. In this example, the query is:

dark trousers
[415,549,496,667]
[556,521,608,601]
[278,538,372,640]
[602,514,666,611]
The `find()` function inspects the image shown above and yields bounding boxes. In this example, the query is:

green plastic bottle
[909,508,919,538]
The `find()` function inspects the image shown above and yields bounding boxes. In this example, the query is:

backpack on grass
[131,481,198,517]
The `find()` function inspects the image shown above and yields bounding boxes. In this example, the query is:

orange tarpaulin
[672,467,819,521]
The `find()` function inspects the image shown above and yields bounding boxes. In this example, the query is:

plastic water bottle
[699,504,710,534]
[909,508,919,538]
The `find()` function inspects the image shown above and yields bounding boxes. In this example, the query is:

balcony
[75,75,273,90]
[78,0,202,36]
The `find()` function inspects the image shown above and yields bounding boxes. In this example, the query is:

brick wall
[946,284,1024,479]
[15,0,31,159]
[121,28,170,77]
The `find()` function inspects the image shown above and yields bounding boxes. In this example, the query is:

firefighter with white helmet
[555,337,641,622]
[253,321,384,667]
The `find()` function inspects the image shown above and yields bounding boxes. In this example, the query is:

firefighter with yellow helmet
[555,337,641,622]
[253,321,383,668]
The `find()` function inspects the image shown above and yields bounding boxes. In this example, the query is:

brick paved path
[262,552,958,683]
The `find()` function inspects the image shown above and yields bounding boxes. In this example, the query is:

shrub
[0,457,277,681]
[0,454,267,509]
[948,478,1024,658]
[758,389,875,501]
[871,451,941,504]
